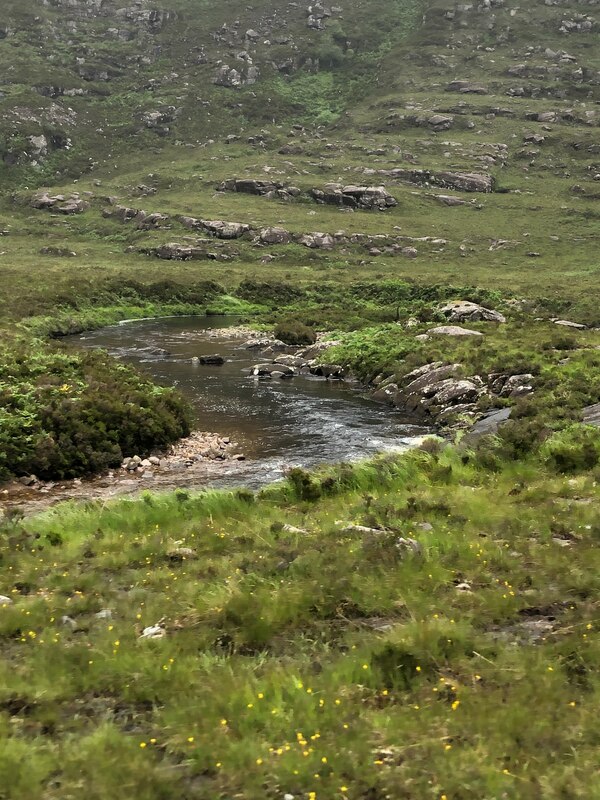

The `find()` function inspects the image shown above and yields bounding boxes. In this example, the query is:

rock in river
[199,354,225,365]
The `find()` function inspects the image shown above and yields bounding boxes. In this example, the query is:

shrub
[274,320,317,346]
[0,343,192,480]
[540,424,600,473]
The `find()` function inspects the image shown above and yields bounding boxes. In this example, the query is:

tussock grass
[1,448,599,798]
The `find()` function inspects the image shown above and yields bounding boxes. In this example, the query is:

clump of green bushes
[540,424,600,473]
[274,319,317,346]
[0,342,191,481]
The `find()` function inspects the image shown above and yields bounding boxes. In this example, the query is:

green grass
[1,447,599,798]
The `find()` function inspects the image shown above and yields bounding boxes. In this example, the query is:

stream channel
[3,316,430,513]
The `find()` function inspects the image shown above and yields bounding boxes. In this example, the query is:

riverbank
[0,429,249,516]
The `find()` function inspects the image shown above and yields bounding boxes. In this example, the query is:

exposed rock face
[31,192,66,209]
[213,64,243,87]
[375,362,485,423]
[440,301,506,323]
[311,184,398,210]
[368,169,494,193]
[463,408,512,441]
[58,198,89,214]
[137,211,169,229]
[28,134,49,156]
[430,194,468,206]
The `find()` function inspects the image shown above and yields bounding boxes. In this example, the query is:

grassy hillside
[1,1,600,795]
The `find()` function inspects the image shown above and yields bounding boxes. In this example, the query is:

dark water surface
[75,316,428,488]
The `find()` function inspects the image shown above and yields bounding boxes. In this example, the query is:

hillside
[1,0,600,797]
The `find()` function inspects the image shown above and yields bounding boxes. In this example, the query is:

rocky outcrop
[259,226,292,245]
[31,192,89,213]
[213,64,260,87]
[307,1,332,29]
[310,363,345,379]
[373,362,485,424]
[440,301,506,323]
[366,169,494,193]
[142,106,179,133]
[297,232,335,249]
[404,112,455,131]
[582,404,600,427]
[311,184,398,210]
[199,219,251,239]
[143,243,212,260]
[488,373,534,398]
[180,216,251,238]
[446,80,488,94]
[102,205,168,229]
[463,408,512,441]
[218,178,300,201]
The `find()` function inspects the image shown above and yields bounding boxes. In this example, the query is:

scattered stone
[140,624,166,640]
[427,325,484,337]
[430,194,468,206]
[250,363,294,377]
[167,547,197,561]
[282,524,308,534]
[553,319,586,329]
[40,246,77,257]
[0,595,13,606]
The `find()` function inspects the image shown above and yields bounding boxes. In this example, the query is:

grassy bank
[0,445,599,799]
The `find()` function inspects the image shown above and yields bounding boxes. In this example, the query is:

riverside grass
[1,447,599,800]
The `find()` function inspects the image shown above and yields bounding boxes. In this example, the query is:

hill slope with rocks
[1,2,600,799]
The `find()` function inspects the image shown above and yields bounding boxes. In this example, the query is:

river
[2,316,429,513]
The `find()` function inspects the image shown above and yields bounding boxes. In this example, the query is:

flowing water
[2,316,429,512]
